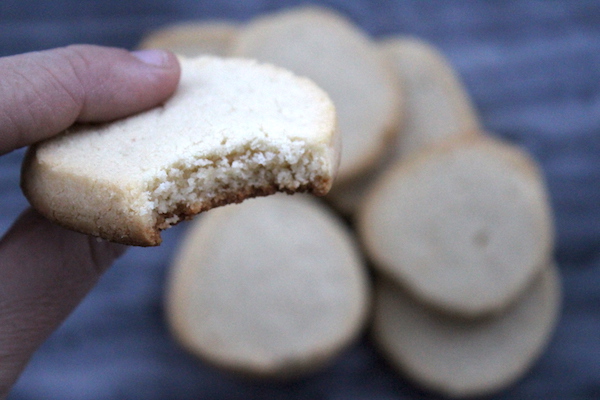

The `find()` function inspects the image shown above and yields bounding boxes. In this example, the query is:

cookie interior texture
[231,6,401,183]
[21,56,339,246]
[166,194,370,378]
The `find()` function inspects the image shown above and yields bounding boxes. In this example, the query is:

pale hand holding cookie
[22,56,339,246]
[0,45,180,398]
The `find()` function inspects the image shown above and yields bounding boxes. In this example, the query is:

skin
[0,44,181,398]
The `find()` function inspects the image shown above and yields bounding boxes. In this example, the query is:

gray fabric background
[1,1,599,399]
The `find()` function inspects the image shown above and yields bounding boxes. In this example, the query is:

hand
[0,45,180,397]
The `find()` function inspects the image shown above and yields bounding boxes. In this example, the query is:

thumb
[0,44,181,155]
[0,44,180,397]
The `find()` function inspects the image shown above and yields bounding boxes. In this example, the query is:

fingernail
[131,49,169,67]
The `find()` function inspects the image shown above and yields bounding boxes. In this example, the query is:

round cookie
[358,137,554,317]
[138,20,238,57]
[21,56,339,246]
[327,37,481,217]
[231,6,402,183]
[372,263,561,398]
[166,194,370,379]
[381,36,481,158]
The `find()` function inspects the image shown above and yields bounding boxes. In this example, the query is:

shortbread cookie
[373,263,561,398]
[138,21,238,57]
[166,194,370,378]
[231,6,401,183]
[22,56,339,246]
[327,37,480,216]
[358,137,554,317]
[382,37,481,157]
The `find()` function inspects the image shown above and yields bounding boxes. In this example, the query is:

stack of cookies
[138,6,560,397]
[360,35,560,398]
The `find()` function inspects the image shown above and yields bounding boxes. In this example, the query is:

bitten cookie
[138,20,238,57]
[358,137,554,317]
[372,263,561,398]
[166,194,370,379]
[231,6,401,183]
[22,56,339,246]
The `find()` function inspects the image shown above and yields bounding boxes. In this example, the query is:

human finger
[0,209,127,396]
[0,44,180,155]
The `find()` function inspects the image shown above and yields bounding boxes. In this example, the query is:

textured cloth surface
[1,1,600,399]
